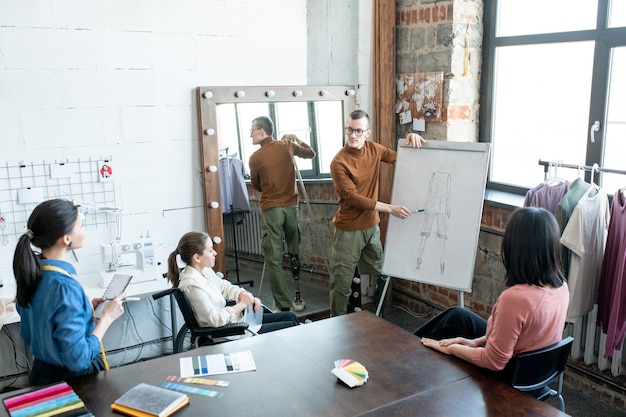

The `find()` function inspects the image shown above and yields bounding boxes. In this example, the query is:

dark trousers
[413,306,487,340]
[412,307,549,395]
[30,355,105,386]
[258,312,300,334]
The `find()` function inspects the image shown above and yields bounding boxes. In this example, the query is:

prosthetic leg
[348,267,362,313]
[290,253,306,312]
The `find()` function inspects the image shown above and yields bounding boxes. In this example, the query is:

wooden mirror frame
[196,85,357,273]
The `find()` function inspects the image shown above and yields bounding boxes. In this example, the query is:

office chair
[502,336,574,412]
[152,287,249,353]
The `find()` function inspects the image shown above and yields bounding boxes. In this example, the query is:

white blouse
[177,266,249,328]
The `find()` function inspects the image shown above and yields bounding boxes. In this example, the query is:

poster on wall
[98,160,114,182]
[395,71,444,123]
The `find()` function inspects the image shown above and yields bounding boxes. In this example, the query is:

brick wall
[390,0,489,312]
[395,0,483,142]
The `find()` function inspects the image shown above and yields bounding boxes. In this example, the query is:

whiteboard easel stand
[379,140,491,317]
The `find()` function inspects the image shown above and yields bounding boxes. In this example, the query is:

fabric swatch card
[179,351,256,377]
[3,381,93,417]
[244,304,263,334]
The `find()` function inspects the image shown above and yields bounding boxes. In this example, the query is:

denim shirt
[17,259,100,371]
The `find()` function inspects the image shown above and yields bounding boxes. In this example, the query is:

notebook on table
[94,274,133,318]
[111,383,189,417]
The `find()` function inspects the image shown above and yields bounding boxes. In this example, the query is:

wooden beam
[373,0,395,247]
[196,87,226,274]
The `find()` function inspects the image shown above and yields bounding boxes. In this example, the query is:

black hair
[501,207,565,288]
[252,116,274,137]
[167,231,210,287]
[13,199,79,307]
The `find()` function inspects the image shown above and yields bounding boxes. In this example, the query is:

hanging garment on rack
[596,189,626,358]
[554,178,593,277]
[560,187,609,323]
[220,157,251,214]
[523,180,570,214]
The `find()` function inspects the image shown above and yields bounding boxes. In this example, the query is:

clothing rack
[538,159,626,180]
[219,147,253,287]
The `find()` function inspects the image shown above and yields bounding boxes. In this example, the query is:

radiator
[565,304,624,377]
[223,209,262,256]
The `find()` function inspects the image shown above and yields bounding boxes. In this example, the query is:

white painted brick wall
[0,0,307,277]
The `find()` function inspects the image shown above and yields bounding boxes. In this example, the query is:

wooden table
[0,311,569,416]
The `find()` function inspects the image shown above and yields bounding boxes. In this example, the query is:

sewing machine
[99,239,158,288]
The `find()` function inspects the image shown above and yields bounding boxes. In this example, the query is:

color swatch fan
[331,359,368,388]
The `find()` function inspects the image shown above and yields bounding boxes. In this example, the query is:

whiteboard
[382,140,490,292]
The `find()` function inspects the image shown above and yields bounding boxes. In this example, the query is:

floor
[226,264,626,417]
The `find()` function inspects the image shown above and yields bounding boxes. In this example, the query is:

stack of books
[2,381,93,416]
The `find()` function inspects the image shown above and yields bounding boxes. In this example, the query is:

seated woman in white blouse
[167,231,299,334]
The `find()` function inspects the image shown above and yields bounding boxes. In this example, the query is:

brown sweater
[249,137,315,211]
[330,141,396,231]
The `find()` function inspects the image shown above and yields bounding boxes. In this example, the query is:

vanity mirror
[196,85,357,272]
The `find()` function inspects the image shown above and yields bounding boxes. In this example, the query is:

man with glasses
[329,109,424,316]
[249,116,316,312]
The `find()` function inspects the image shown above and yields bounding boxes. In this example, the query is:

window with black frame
[216,100,344,179]
[481,0,626,194]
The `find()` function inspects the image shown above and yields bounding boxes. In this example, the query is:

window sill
[484,188,524,210]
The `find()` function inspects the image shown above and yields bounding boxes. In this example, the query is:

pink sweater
[471,283,569,371]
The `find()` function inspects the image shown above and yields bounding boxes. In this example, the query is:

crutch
[290,153,332,311]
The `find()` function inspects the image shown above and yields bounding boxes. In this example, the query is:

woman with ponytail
[13,199,125,386]
[168,231,299,336]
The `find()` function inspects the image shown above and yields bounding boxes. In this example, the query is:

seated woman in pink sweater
[416,207,569,371]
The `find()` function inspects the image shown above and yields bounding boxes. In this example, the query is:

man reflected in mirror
[249,116,316,312]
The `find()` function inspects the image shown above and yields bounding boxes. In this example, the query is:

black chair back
[504,336,574,391]
[152,286,248,350]
[171,287,202,331]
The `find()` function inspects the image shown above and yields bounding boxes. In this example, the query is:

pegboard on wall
[0,158,118,245]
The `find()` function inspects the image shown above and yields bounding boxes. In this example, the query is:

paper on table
[244,304,263,334]
[179,351,256,377]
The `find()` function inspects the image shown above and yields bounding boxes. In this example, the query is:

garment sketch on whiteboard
[416,166,451,274]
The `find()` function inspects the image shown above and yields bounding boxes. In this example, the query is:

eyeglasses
[344,127,369,137]
[250,127,261,134]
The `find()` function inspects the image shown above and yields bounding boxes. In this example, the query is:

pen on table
[105,297,141,302]
[412,209,425,213]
